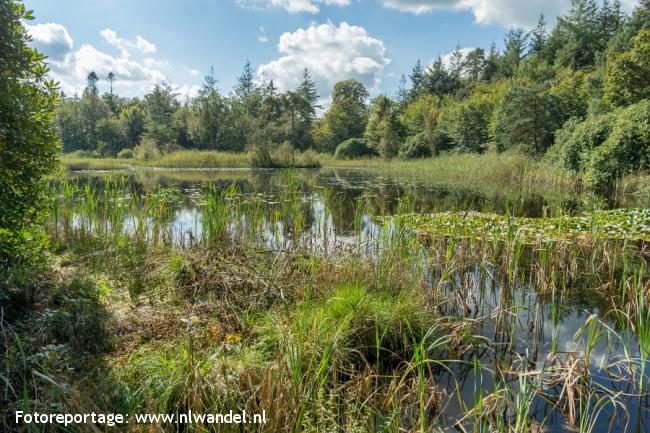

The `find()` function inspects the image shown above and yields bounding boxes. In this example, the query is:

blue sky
[23,0,638,102]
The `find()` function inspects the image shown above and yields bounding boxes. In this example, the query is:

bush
[398,133,432,159]
[584,101,650,188]
[133,138,162,161]
[334,138,377,160]
[249,145,274,168]
[550,113,616,172]
[117,148,134,159]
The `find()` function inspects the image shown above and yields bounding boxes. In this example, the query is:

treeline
[56,0,650,186]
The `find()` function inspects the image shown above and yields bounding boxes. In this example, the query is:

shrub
[117,148,134,159]
[133,137,162,161]
[334,138,378,160]
[249,145,274,167]
[552,112,616,172]
[399,133,432,159]
[584,100,650,188]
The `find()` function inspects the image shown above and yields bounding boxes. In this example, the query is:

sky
[23,0,639,103]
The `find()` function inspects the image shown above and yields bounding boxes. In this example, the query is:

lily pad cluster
[389,208,650,243]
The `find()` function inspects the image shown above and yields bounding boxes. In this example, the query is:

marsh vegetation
[4,167,647,432]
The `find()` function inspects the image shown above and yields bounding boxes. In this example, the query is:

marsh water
[60,167,648,432]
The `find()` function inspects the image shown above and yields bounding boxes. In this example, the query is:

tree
[0,0,60,276]
[365,96,394,150]
[463,48,486,81]
[80,71,110,150]
[599,0,624,38]
[552,0,605,68]
[294,68,320,148]
[396,74,409,106]
[500,28,528,77]
[119,103,146,148]
[493,85,561,155]
[107,71,116,94]
[192,67,227,149]
[448,45,465,78]
[314,80,369,153]
[409,59,426,100]
[86,71,99,95]
[143,81,179,146]
[529,14,548,56]
[425,57,456,96]
[604,28,650,107]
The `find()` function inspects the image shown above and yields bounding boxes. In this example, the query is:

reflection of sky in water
[61,169,648,432]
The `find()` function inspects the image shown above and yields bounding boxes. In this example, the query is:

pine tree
[296,68,319,122]
[501,28,528,77]
[234,59,256,101]
[462,48,485,81]
[396,74,409,106]
[530,13,548,55]
[448,45,465,77]
[409,59,426,99]
[425,57,455,96]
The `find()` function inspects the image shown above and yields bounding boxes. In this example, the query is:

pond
[53,167,649,433]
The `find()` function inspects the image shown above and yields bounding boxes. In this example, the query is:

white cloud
[439,46,474,69]
[100,28,157,58]
[174,84,201,100]
[258,26,269,43]
[382,0,581,28]
[236,0,350,14]
[73,44,165,83]
[258,22,390,103]
[27,23,190,97]
[26,23,74,66]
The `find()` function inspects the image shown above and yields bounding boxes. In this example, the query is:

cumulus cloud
[236,0,350,14]
[26,24,186,97]
[258,22,390,103]
[100,28,157,57]
[174,84,201,100]
[382,0,569,28]
[26,23,74,66]
[439,46,474,69]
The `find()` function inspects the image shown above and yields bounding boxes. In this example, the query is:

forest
[56,0,650,187]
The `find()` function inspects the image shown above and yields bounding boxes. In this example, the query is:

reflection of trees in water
[69,168,613,232]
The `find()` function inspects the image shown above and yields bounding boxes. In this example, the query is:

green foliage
[365,96,404,158]
[440,86,498,153]
[551,111,616,172]
[604,28,650,107]
[551,100,649,187]
[117,148,134,159]
[584,100,650,187]
[133,137,162,161]
[399,132,432,159]
[0,0,59,275]
[314,80,369,153]
[334,138,377,160]
[493,84,561,156]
